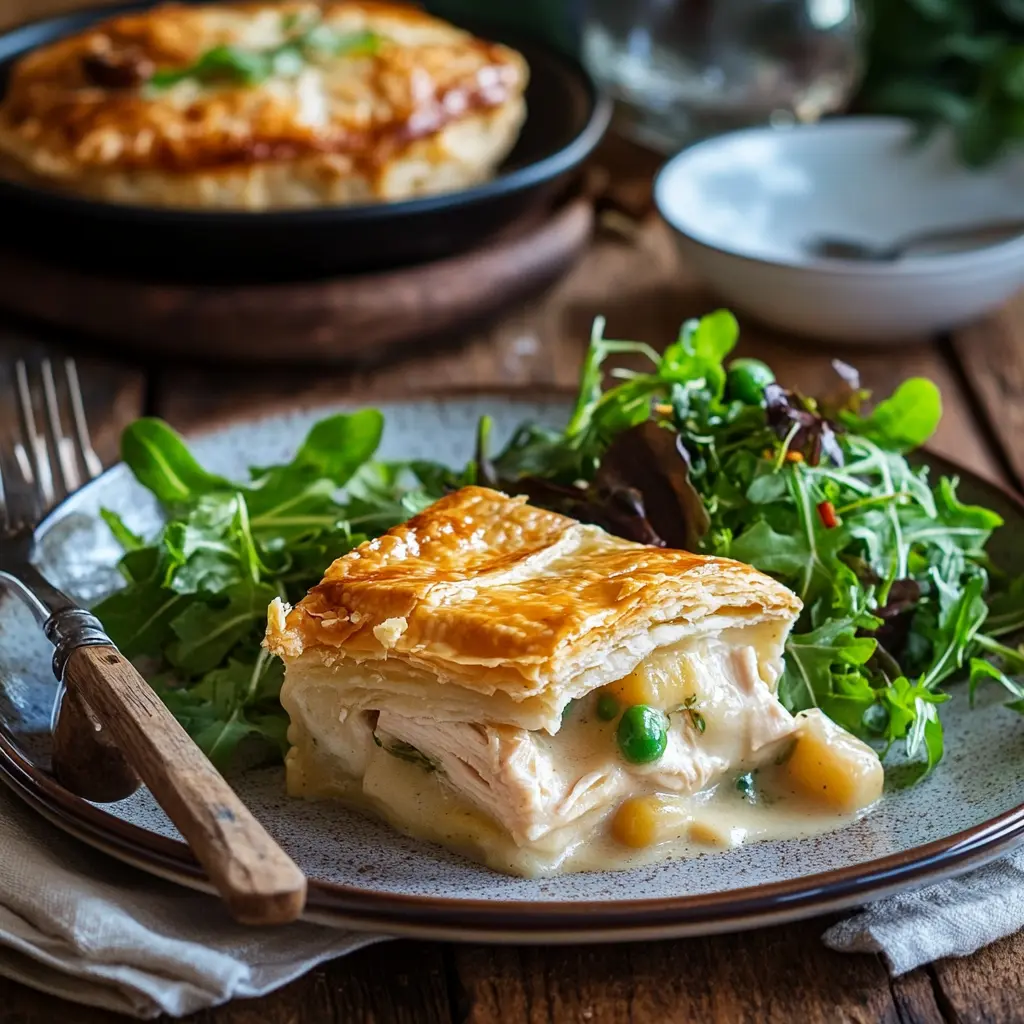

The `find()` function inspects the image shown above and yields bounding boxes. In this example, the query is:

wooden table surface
[1,136,1023,1022]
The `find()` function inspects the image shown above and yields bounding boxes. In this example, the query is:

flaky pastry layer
[265,486,803,712]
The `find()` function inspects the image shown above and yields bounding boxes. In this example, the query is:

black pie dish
[0,2,610,283]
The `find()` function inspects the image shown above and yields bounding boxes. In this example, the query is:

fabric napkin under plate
[0,785,388,1019]
[4,771,1024,1016]
[824,847,1024,974]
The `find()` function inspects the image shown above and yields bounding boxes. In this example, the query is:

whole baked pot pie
[265,486,884,877]
[0,2,528,210]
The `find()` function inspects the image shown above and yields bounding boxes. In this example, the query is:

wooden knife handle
[52,684,141,803]
[64,644,307,925]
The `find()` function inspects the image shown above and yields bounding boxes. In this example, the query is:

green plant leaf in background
[859,0,1024,165]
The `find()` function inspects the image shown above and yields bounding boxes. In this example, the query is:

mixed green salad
[94,310,1024,782]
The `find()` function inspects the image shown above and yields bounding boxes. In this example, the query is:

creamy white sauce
[283,634,881,877]
[287,740,863,877]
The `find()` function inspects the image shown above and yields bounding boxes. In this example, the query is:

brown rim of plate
[2,395,1023,937]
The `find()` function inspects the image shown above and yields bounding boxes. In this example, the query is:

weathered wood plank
[175,941,451,1024]
[0,0,122,31]
[453,921,901,1024]
[0,941,451,1023]
[888,968,947,1024]
[929,929,1024,1024]
[0,977,125,1023]
[949,290,1024,492]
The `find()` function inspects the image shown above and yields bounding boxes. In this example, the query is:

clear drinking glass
[582,0,862,151]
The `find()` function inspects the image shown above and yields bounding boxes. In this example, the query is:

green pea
[727,358,776,405]
[616,705,669,764]
[596,693,620,721]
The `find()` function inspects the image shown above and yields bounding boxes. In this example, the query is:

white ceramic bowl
[654,118,1024,344]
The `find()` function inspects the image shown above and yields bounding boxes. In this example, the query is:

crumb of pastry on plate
[0,1,528,210]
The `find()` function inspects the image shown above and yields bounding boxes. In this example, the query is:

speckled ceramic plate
[1,397,1023,942]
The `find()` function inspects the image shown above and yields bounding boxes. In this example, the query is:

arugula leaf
[93,581,187,660]
[96,411,397,768]
[660,309,739,400]
[920,575,988,689]
[156,653,286,768]
[780,617,878,712]
[969,657,1024,704]
[840,378,942,452]
[249,409,383,497]
[166,582,278,675]
[879,677,950,783]
[728,519,812,577]
[99,509,145,552]
[121,419,232,505]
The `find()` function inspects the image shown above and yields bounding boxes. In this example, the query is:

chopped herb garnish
[735,772,756,801]
[667,695,706,734]
[372,733,439,773]
[149,21,381,89]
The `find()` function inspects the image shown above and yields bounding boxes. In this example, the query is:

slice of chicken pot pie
[265,486,883,876]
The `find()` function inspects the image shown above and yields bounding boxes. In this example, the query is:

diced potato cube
[611,795,691,849]
[782,709,884,813]
[608,653,698,709]
[607,668,657,708]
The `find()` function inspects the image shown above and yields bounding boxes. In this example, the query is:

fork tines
[7,358,103,512]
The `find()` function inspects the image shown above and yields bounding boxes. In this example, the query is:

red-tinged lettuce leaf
[593,421,711,550]
[487,422,711,550]
[764,384,845,467]
[867,578,923,666]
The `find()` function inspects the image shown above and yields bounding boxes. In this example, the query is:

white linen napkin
[5,767,1023,1016]
[824,847,1024,973]
[0,785,388,1019]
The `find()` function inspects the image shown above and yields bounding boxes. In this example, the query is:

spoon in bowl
[807,218,1024,262]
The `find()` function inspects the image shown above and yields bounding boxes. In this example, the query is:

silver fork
[13,358,103,508]
[0,358,110,631]
[0,358,308,924]
[2,359,141,802]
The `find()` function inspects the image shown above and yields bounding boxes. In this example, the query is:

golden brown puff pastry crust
[0,2,528,209]
[265,486,803,699]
